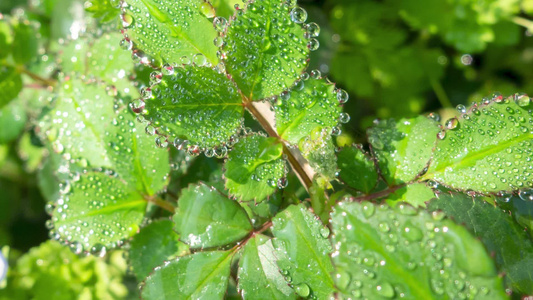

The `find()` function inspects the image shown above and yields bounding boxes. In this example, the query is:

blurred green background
[0,0,532,298]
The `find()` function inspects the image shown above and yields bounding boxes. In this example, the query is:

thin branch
[512,16,533,32]
[18,67,57,87]
[353,184,405,202]
[144,195,176,213]
[242,99,313,192]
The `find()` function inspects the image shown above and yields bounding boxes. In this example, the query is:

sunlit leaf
[271,204,335,299]
[424,95,533,193]
[368,116,439,184]
[51,171,146,253]
[141,250,232,299]
[140,65,244,149]
[224,135,285,202]
[121,0,218,66]
[173,183,252,249]
[331,201,507,299]
[0,99,27,144]
[275,77,342,145]
[238,235,296,299]
[224,0,310,100]
[386,183,435,208]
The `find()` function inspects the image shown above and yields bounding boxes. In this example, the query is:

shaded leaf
[11,21,39,65]
[275,77,341,144]
[129,219,188,281]
[121,0,218,66]
[173,183,252,249]
[224,135,285,202]
[428,192,533,294]
[0,99,27,144]
[141,250,232,300]
[238,235,296,299]
[425,96,533,193]
[0,66,23,109]
[337,145,378,194]
[368,116,439,184]
[141,65,244,149]
[52,171,146,252]
[331,201,507,299]
[224,0,309,100]
[271,204,335,299]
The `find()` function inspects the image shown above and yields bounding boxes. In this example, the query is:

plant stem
[353,184,405,202]
[144,195,175,213]
[17,66,57,87]
[512,16,533,32]
[430,77,452,108]
[242,99,313,192]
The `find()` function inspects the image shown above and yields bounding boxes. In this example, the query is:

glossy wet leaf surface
[38,79,115,167]
[104,105,169,195]
[368,116,439,184]
[299,127,337,180]
[0,66,22,109]
[141,250,232,300]
[337,145,378,194]
[142,65,244,149]
[224,0,309,100]
[238,234,296,300]
[52,171,146,253]
[224,135,285,202]
[331,201,507,299]
[428,192,533,294]
[128,219,188,282]
[425,97,533,193]
[173,184,252,249]
[121,0,218,66]
[59,32,135,91]
[271,204,335,299]
[275,77,341,144]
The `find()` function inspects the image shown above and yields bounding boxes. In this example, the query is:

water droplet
[290,7,308,24]
[514,93,531,107]
[199,2,215,18]
[376,282,395,298]
[193,53,207,66]
[437,130,446,140]
[307,38,319,51]
[277,178,288,189]
[339,112,350,124]
[456,104,466,114]
[427,112,441,122]
[305,22,320,37]
[320,227,330,238]
[213,17,228,32]
[445,117,459,130]
[336,89,349,104]
[518,189,533,201]
[121,13,133,28]
[294,283,310,297]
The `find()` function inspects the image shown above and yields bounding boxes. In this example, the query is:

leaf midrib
[187,251,232,299]
[426,132,533,178]
[138,0,217,65]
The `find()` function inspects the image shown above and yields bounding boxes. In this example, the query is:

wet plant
[0,0,533,299]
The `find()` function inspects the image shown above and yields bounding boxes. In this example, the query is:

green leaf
[141,65,244,149]
[11,20,39,65]
[275,77,342,144]
[271,204,335,299]
[129,219,188,281]
[0,66,23,109]
[424,96,533,193]
[337,145,378,194]
[121,0,218,66]
[0,99,27,144]
[141,250,233,299]
[299,127,338,180]
[59,33,136,91]
[224,0,310,100]
[224,135,285,202]
[85,0,121,23]
[386,183,435,208]
[428,192,533,294]
[368,116,439,184]
[0,20,12,59]
[104,104,170,195]
[51,171,146,253]
[331,201,507,299]
[173,183,252,249]
[39,79,115,167]
[238,234,296,299]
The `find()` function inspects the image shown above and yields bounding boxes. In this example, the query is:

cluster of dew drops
[122,1,351,166]
[426,92,533,202]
